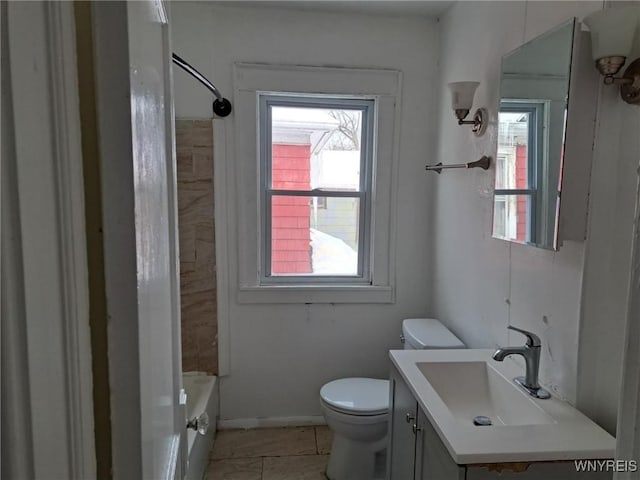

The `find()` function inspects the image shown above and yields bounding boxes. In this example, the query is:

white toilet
[319,318,465,480]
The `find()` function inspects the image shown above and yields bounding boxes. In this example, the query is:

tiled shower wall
[176,119,218,374]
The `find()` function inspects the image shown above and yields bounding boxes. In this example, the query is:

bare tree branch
[327,110,360,150]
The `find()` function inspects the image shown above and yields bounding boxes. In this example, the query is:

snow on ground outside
[310,228,357,275]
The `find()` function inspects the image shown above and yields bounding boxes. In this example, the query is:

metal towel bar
[425,156,491,174]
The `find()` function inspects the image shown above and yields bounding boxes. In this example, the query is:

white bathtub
[183,373,218,480]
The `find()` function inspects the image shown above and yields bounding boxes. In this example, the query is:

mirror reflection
[493,19,575,250]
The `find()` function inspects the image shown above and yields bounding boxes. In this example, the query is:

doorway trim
[615,173,640,477]
[4,1,95,477]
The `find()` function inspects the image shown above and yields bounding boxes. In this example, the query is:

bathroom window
[259,95,374,284]
[494,101,545,244]
[231,63,398,303]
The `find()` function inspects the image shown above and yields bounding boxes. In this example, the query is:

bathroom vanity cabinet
[387,366,464,479]
[387,365,613,480]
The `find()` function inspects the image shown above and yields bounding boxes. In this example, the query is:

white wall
[171,3,439,421]
[433,0,640,434]
[577,0,640,435]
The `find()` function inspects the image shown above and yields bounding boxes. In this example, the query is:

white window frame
[259,94,374,284]
[496,100,547,245]
[229,63,401,304]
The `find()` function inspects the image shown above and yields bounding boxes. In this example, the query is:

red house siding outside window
[515,144,528,242]
[271,144,312,274]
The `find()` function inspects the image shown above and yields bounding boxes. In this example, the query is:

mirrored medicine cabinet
[492,18,598,251]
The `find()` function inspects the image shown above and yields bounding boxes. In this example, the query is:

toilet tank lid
[402,318,465,349]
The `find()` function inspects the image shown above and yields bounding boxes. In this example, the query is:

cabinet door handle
[405,412,415,423]
[412,423,421,434]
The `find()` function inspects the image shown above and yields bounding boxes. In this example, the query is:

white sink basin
[390,349,615,464]
[417,361,555,426]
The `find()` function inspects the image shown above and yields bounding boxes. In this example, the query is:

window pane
[497,111,530,189]
[493,194,532,243]
[271,195,360,276]
[271,106,362,191]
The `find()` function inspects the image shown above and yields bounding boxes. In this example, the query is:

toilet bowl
[319,318,465,480]
[320,378,389,480]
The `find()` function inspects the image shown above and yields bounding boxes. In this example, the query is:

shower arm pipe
[425,156,491,174]
[172,53,222,100]
[172,53,232,117]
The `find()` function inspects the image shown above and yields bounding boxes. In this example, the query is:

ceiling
[211,1,455,18]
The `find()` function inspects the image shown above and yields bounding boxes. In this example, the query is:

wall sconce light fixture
[448,81,487,136]
[584,7,640,105]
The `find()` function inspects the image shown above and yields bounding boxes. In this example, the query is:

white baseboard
[217,416,326,430]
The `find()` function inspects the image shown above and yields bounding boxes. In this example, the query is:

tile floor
[205,426,333,480]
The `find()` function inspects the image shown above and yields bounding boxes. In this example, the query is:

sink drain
[473,416,492,426]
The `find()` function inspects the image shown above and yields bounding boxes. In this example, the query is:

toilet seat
[320,378,389,416]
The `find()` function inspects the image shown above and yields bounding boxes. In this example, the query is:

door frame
[92,1,184,478]
[614,173,640,477]
[162,5,188,478]
[3,1,96,478]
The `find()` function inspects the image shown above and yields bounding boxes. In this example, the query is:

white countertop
[390,349,615,464]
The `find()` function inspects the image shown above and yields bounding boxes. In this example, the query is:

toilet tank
[401,318,465,350]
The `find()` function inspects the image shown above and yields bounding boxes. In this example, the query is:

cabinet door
[387,366,419,480]
[416,409,465,480]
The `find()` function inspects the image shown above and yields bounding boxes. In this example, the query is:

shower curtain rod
[172,53,232,117]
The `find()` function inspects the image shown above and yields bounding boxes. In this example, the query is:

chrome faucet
[492,326,550,399]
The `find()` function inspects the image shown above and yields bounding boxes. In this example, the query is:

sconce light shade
[447,81,486,135]
[584,6,640,104]
[583,7,638,61]
[448,81,480,111]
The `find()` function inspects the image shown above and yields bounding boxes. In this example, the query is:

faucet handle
[508,325,541,347]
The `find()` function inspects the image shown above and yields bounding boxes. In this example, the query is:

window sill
[237,285,395,304]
